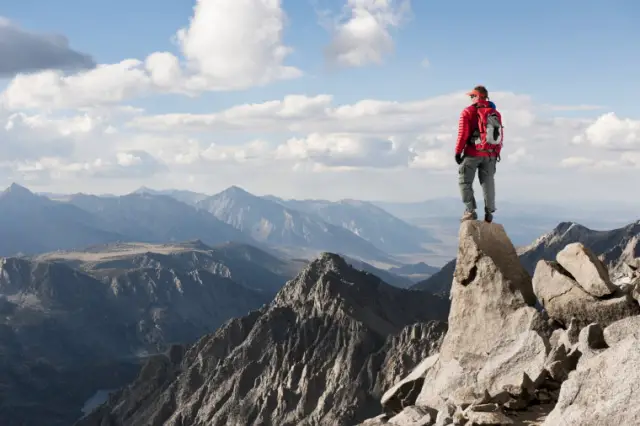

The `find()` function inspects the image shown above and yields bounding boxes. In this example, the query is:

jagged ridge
[76,252,450,426]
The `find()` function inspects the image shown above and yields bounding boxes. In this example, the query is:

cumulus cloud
[0,17,95,77]
[507,147,528,163]
[572,112,640,150]
[324,0,410,67]
[2,88,639,201]
[409,149,450,170]
[275,133,411,168]
[1,0,301,109]
[10,150,166,182]
[2,60,152,110]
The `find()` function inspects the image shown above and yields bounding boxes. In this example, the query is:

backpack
[469,104,503,153]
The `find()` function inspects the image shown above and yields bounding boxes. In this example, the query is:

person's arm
[455,109,472,155]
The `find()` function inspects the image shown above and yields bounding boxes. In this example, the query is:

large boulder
[556,242,617,297]
[416,221,547,410]
[533,260,639,329]
[543,336,640,425]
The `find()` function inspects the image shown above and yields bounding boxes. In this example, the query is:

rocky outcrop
[543,336,640,425]
[412,220,640,297]
[533,260,640,327]
[556,242,617,297]
[532,247,640,329]
[76,253,450,426]
[360,219,640,426]
[520,220,640,275]
[416,221,546,411]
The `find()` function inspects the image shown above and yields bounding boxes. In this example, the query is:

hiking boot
[484,211,494,223]
[461,210,477,222]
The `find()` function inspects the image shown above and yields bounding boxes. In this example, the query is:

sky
[0,0,638,206]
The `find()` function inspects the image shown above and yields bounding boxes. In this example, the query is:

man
[454,85,503,223]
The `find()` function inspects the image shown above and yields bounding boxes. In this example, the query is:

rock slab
[416,221,546,410]
[543,336,640,426]
[556,242,617,297]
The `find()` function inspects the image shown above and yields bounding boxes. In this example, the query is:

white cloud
[275,133,411,168]
[560,156,595,168]
[507,147,528,163]
[1,0,301,110]
[2,60,152,110]
[171,0,301,90]
[2,87,639,203]
[5,111,109,136]
[116,152,143,167]
[572,112,640,150]
[420,58,430,68]
[560,156,620,170]
[8,150,166,185]
[409,149,450,170]
[324,0,410,67]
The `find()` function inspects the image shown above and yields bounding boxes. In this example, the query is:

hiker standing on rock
[454,85,504,223]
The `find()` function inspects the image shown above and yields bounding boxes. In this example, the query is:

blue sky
[0,0,638,205]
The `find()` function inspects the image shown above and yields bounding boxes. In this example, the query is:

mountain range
[0,199,638,425]
[0,240,300,426]
[76,253,450,426]
[374,197,639,248]
[1,183,442,268]
[74,218,640,426]
[195,186,401,264]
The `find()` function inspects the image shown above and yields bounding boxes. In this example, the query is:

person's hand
[455,153,463,165]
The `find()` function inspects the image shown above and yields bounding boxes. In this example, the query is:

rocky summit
[358,219,640,426]
[76,253,450,426]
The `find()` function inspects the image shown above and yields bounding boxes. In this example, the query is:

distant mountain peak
[220,185,252,197]
[132,186,157,194]
[274,252,361,304]
[1,183,41,202]
[3,182,34,195]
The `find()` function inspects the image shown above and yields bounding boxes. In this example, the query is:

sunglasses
[469,94,477,99]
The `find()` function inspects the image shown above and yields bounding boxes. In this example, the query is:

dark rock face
[0,243,288,426]
[76,253,450,426]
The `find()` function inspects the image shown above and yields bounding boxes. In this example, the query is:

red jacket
[454,100,502,157]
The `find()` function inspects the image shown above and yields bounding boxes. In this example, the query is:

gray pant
[458,156,497,213]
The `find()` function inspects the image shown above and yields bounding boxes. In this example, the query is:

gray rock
[464,408,514,425]
[556,242,617,297]
[435,402,456,426]
[632,281,640,304]
[602,315,640,346]
[382,354,440,414]
[543,336,640,425]
[575,323,608,368]
[76,253,450,426]
[475,331,549,396]
[389,406,437,425]
[360,414,391,425]
[544,344,575,382]
[532,260,640,328]
[378,322,447,413]
[416,222,545,410]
